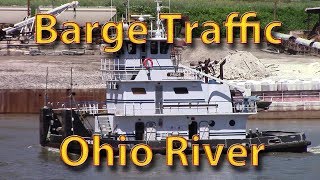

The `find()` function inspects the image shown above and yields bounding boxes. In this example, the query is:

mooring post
[39,107,51,146]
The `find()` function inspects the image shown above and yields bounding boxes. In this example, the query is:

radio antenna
[70,67,75,135]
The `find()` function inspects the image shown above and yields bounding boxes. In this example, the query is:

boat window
[127,42,136,54]
[132,88,146,94]
[229,120,235,126]
[160,42,169,54]
[141,44,146,53]
[150,41,158,54]
[173,87,188,94]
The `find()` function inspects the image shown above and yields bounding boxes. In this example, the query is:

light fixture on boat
[229,120,235,126]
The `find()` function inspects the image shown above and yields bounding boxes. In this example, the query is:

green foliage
[1,0,319,36]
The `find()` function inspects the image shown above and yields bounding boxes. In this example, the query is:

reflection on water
[0,114,320,180]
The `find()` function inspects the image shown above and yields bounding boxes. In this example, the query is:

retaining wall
[0,89,105,113]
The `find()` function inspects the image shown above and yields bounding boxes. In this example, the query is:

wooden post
[27,0,30,16]
[273,0,279,21]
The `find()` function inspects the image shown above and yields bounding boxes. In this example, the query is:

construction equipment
[0,1,79,43]
[305,7,320,40]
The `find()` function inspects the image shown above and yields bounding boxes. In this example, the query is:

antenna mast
[70,67,74,135]
[155,0,162,37]
[127,0,130,22]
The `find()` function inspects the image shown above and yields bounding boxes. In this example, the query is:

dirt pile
[180,41,270,80]
[222,51,270,80]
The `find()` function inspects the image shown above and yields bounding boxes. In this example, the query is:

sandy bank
[0,39,320,89]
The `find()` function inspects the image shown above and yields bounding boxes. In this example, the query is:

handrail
[48,99,257,116]
[106,101,257,116]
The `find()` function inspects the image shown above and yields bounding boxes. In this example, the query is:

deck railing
[48,100,257,116]
[100,58,207,82]
[107,101,257,116]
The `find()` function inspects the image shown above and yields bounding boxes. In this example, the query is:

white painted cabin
[95,39,256,141]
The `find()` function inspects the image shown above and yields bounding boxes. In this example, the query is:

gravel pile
[0,55,105,89]
[222,51,270,80]
[180,40,270,80]
[0,40,275,89]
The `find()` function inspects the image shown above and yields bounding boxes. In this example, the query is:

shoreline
[1,88,320,119]
[1,39,320,117]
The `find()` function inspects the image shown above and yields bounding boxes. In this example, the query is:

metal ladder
[98,117,112,134]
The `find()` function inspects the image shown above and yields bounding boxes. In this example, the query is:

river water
[0,114,320,180]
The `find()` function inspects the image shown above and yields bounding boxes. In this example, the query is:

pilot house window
[160,42,169,54]
[150,41,158,54]
[173,87,189,94]
[127,42,136,54]
[132,88,146,94]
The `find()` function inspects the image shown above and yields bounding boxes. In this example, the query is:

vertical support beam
[61,110,73,138]
[273,0,278,21]
[40,107,51,146]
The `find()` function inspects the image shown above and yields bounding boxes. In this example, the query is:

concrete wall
[0,7,28,24]
[230,79,320,92]
[250,110,320,120]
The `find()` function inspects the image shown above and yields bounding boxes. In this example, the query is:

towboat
[39,0,310,154]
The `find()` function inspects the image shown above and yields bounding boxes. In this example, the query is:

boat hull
[40,108,311,154]
[43,133,311,154]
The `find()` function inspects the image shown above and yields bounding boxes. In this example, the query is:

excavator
[305,7,320,41]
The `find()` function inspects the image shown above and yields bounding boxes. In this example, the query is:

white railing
[101,58,211,82]
[101,58,251,97]
[101,58,145,81]
[106,101,257,116]
[51,102,106,115]
[81,103,99,114]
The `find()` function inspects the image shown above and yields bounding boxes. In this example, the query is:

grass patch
[1,0,319,36]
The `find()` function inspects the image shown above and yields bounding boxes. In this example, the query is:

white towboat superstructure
[97,0,255,141]
[39,0,310,153]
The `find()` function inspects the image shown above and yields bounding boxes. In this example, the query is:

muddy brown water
[0,114,320,180]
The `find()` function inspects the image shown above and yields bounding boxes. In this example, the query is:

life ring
[143,58,153,69]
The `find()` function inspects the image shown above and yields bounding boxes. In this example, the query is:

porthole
[209,121,215,127]
[229,120,235,126]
